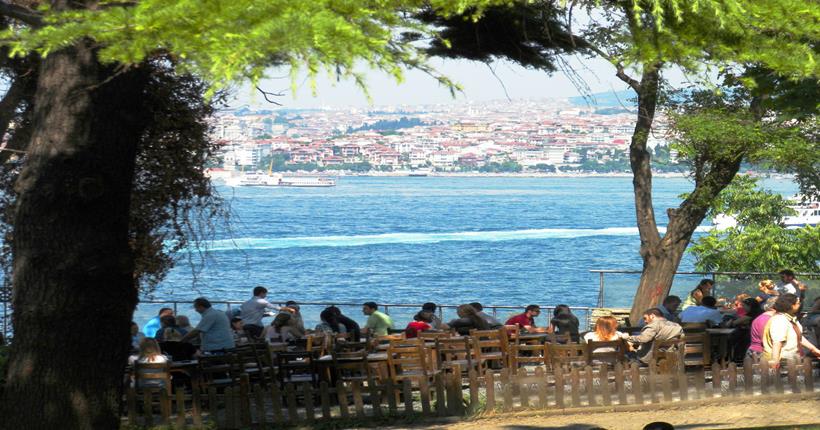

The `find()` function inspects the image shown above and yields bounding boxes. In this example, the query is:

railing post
[597,272,605,307]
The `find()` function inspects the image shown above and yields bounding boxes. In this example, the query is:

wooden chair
[547,343,587,371]
[682,322,707,332]
[504,325,521,343]
[134,361,173,394]
[547,333,573,344]
[510,342,549,369]
[198,354,243,390]
[470,328,509,371]
[232,343,271,387]
[331,347,373,384]
[651,338,686,373]
[681,332,711,367]
[419,331,452,341]
[275,351,318,387]
[584,339,628,367]
[436,337,476,375]
[387,339,439,385]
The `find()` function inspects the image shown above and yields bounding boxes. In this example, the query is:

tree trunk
[0,38,149,429]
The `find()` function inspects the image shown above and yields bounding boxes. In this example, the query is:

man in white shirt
[679,296,723,326]
[778,269,806,299]
[239,286,280,339]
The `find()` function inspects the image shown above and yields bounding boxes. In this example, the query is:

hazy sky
[228,55,652,109]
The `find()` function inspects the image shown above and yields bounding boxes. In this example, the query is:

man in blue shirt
[142,307,173,338]
[680,296,723,326]
[181,298,235,353]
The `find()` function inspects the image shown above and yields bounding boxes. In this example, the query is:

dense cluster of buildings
[209,99,672,172]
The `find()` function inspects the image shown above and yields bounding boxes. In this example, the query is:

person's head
[422,302,437,312]
[779,269,796,283]
[414,311,434,323]
[362,302,378,315]
[642,308,665,325]
[594,316,618,340]
[701,296,717,309]
[285,301,300,313]
[272,313,291,329]
[553,304,571,317]
[176,315,190,327]
[327,305,343,317]
[742,297,764,319]
[763,295,779,312]
[230,317,244,331]
[773,293,800,315]
[139,338,162,359]
[696,279,714,293]
[643,422,674,430]
[469,302,484,311]
[759,279,776,293]
[130,321,139,336]
[525,305,541,318]
[320,307,338,325]
[158,307,173,318]
[193,297,211,314]
[253,286,268,298]
[662,295,681,313]
[159,315,176,328]
[457,304,478,318]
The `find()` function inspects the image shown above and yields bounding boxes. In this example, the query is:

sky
[227,55,648,110]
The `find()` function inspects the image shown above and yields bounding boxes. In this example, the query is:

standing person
[505,305,541,331]
[680,279,714,311]
[239,286,280,339]
[448,304,490,335]
[470,302,503,328]
[155,315,187,342]
[422,302,446,329]
[549,304,580,339]
[181,298,235,354]
[778,270,807,301]
[361,302,393,337]
[142,307,173,339]
[763,294,820,366]
[747,299,778,360]
[627,308,683,365]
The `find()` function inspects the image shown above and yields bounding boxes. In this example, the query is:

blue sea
[135,176,796,329]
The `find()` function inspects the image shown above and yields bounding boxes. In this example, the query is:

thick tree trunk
[0,39,149,429]
[626,66,744,325]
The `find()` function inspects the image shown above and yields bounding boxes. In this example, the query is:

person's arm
[180,328,200,343]
[629,324,658,345]
[771,340,783,367]
[800,337,820,357]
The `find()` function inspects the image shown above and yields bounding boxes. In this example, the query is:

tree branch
[255,86,283,105]
[0,2,42,27]
[570,35,641,92]
[0,73,35,163]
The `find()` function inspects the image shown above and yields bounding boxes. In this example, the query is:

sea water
[136,176,797,328]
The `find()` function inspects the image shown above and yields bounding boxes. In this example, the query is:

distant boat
[225,171,336,187]
[712,197,819,229]
[408,168,432,177]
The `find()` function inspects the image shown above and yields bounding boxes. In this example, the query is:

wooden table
[706,328,736,364]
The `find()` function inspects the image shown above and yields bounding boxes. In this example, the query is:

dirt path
[417,397,820,430]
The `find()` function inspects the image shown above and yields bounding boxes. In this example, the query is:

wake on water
[204,226,711,251]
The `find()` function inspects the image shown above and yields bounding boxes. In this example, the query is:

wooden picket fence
[125,358,819,429]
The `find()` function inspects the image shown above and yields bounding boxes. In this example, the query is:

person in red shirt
[505,305,541,330]
[405,311,434,338]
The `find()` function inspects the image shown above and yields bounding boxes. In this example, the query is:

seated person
[627,308,683,365]
[584,316,629,353]
[155,315,188,342]
[505,305,540,331]
[230,317,250,345]
[679,296,723,326]
[640,296,682,326]
[128,338,170,389]
[422,302,447,330]
[263,313,300,343]
[284,301,306,332]
[549,304,579,340]
[405,311,435,338]
[327,306,361,341]
[361,302,393,337]
[448,304,491,335]
[470,302,502,328]
[756,279,778,303]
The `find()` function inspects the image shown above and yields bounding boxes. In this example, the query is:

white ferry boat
[712,198,820,229]
[225,172,336,187]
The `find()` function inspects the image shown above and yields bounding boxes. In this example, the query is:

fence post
[614,362,626,405]
[351,380,365,417]
[501,368,513,412]
[435,372,447,416]
[419,377,432,415]
[285,383,298,423]
[191,384,203,428]
[743,357,754,395]
[570,367,581,407]
[485,369,496,413]
[647,368,659,404]
[175,387,186,429]
[585,366,596,407]
[207,386,218,426]
[759,362,770,395]
[630,363,643,405]
[803,357,815,393]
[468,367,480,413]
[319,381,332,420]
[143,389,154,428]
[774,363,785,394]
[677,366,688,401]
[270,382,284,424]
[385,380,398,415]
[224,387,234,430]
[535,367,549,408]
[599,365,611,406]
[304,383,316,424]
[448,368,465,415]
[126,387,137,427]
[554,366,565,408]
[518,368,530,409]
[727,363,737,396]
[402,379,413,415]
[239,374,251,427]
[336,381,350,419]
[254,384,267,427]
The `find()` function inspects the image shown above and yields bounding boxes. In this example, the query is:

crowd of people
[129,270,820,370]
